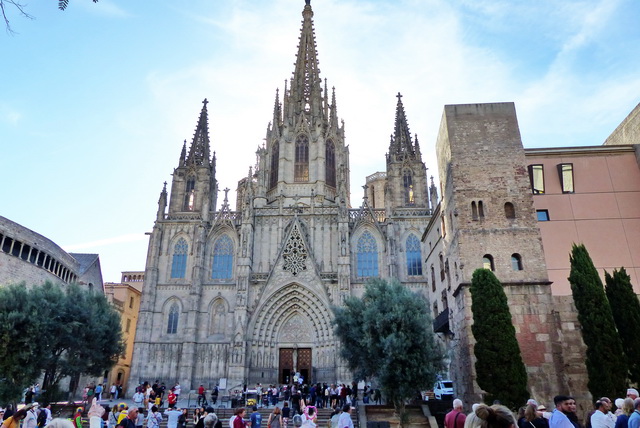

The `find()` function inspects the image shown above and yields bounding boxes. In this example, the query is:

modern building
[104,272,144,394]
[128,1,435,394]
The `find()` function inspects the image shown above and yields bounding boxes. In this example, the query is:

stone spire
[186,99,211,166]
[290,0,323,118]
[329,86,338,130]
[156,181,167,221]
[271,89,282,138]
[179,140,187,166]
[389,92,415,157]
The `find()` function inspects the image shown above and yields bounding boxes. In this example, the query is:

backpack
[37,410,47,428]
[293,415,303,427]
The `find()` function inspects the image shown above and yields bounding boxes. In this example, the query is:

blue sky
[2,0,639,283]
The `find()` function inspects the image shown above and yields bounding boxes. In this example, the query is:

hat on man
[628,388,639,398]
[538,405,546,411]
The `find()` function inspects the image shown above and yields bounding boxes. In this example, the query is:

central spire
[186,98,211,166]
[390,92,415,157]
[291,0,322,116]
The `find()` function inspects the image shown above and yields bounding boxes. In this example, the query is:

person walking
[444,399,466,428]
[267,407,282,428]
[147,407,162,428]
[165,407,183,428]
[337,406,353,428]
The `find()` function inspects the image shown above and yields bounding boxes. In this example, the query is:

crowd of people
[443,388,640,428]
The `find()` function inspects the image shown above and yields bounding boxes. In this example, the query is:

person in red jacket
[168,390,178,409]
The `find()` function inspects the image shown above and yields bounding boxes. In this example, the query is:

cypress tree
[470,268,528,409]
[605,267,640,384]
[569,244,628,399]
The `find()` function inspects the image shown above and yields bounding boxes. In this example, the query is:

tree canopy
[470,268,529,409]
[604,267,640,385]
[0,282,124,403]
[569,244,628,399]
[333,278,444,420]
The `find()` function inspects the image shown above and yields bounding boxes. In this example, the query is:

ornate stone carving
[279,314,312,342]
[282,223,308,275]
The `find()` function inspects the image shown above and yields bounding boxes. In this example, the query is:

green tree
[333,278,444,424]
[470,268,528,409]
[604,267,640,384]
[0,283,45,403]
[0,282,124,403]
[569,244,628,399]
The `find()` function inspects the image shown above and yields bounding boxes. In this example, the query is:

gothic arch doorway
[248,283,337,384]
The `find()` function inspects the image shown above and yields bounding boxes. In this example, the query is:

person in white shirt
[549,395,575,428]
[337,405,353,428]
[590,398,615,428]
[23,404,39,428]
[164,408,183,428]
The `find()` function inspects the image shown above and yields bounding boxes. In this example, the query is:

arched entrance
[248,283,337,384]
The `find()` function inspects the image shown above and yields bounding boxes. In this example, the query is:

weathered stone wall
[604,103,640,146]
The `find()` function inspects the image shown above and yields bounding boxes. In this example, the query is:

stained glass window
[357,230,378,277]
[167,303,179,334]
[171,238,188,279]
[212,235,234,280]
[406,234,423,276]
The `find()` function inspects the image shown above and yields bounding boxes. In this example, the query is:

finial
[430,175,435,186]
[396,92,403,100]
[203,98,209,106]
[223,188,230,203]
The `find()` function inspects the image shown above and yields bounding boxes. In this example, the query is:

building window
[212,235,234,280]
[326,140,336,188]
[439,254,445,281]
[129,297,134,309]
[294,135,309,182]
[528,164,545,194]
[125,318,131,333]
[356,231,378,277]
[433,302,438,319]
[431,266,436,292]
[504,202,516,219]
[471,201,478,221]
[478,200,485,219]
[167,303,179,334]
[441,215,446,238]
[511,253,523,271]
[270,142,279,189]
[406,234,423,276]
[536,210,550,221]
[171,238,188,279]
[441,289,448,311]
[482,254,495,271]
[558,163,574,193]
[183,177,196,211]
[403,170,414,205]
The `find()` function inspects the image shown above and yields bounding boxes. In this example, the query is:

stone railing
[348,208,386,224]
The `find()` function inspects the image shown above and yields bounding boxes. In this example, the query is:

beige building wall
[104,272,143,395]
[525,145,640,295]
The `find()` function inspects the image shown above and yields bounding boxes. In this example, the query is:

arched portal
[248,283,337,384]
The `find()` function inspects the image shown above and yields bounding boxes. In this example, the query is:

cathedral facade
[128,1,434,394]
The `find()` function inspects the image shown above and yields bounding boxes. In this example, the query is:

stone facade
[128,2,434,395]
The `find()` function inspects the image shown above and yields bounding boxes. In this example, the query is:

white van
[433,380,454,400]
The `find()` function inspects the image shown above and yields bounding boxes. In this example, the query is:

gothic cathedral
[128,0,435,393]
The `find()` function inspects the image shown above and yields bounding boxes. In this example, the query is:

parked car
[433,380,454,400]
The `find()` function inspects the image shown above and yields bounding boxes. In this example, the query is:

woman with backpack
[267,407,282,428]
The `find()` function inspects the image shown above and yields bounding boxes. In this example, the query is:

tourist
[165,407,183,428]
[613,398,633,428]
[549,396,574,428]
[168,389,178,409]
[251,407,262,428]
[232,408,247,428]
[108,406,119,428]
[95,384,103,401]
[133,390,144,407]
[337,405,353,428]
[211,386,219,406]
[330,408,340,428]
[523,403,548,428]
[119,408,138,428]
[628,399,640,428]
[42,404,53,427]
[72,407,83,428]
[590,398,615,428]
[194,409,203,427]
[174,384,182,402]
[23,404,39,428]
[178,409,188,428]
[135,409,144,428]
[1,408,27,428]
[282,402,291,428]
[117,404,129,425]
[198,386,206,407]
[445,399,466,428]
[628,390,639,401]
[268,407,283,428]
[146,407,162,428]
[300,406,316,428]
[203,407,218,428]
[110,385,118,401]
[473,404,516,428]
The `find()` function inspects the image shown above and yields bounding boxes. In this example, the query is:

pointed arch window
[270,142,279,190]
[406,234,423,276]
[356,230,378,277]
[403,170,414,205]
[183,177,196,211]
[294,135,309,182]
[326,140,336,187]
[211,300,226,335]
[167,303,179,334]
[171,238,188,279]
[212,235,234,280]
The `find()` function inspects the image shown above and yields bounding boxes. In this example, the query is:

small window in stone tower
[269,142,279,190]
[439,254,445,281]
[183,177,196,211]
[403,170,414,205]
[471,201,478,221]
[528,164,545,194]
[478,200,485,219]
[294,135,309,182]
[326,140,336,188]
[511,253,523,271]
[431,266,436,292]
[171,238,188,279]
[482,254,495,271]
[558,163,574,193]
[167,303,179,334]
[504,202,516,219]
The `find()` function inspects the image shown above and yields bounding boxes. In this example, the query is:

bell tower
[167,99,218,219]
[385,93,428,211]
[254,0,350,208]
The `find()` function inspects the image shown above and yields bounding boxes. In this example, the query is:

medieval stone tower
[128,0,434,393]
[429,103,567,403]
